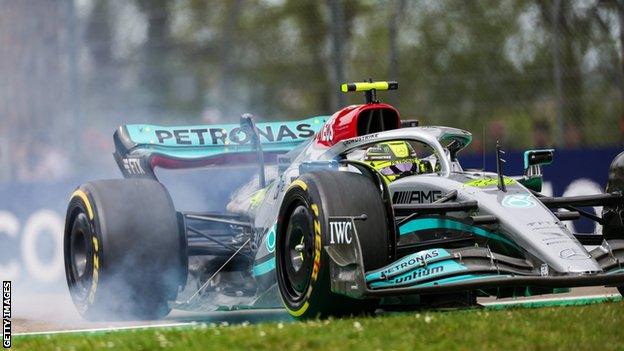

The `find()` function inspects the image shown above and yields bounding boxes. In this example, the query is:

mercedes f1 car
[64,81,624,320]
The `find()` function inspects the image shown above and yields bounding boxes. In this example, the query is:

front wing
[325,233,624,299]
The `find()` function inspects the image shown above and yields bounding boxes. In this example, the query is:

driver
[360,140,430,183]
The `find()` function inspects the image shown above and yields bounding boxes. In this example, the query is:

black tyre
[276,171,392,319]
[603,151,624,296]
[64,179,186,320]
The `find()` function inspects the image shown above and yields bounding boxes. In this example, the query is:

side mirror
[524,149,554,176]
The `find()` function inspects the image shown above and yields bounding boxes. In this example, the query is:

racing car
[64,81,624,320]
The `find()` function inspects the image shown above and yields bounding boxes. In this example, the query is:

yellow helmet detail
[362,141,421,183]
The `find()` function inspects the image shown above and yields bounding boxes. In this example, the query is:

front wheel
[276,171,392,319]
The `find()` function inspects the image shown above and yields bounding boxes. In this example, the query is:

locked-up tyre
[64,179,187,320]
[275,171,392,319]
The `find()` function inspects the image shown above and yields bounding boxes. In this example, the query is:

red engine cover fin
[316,103,401,146]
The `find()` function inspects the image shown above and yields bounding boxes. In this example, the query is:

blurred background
[0,0,623,297]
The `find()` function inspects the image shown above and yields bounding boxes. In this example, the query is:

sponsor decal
[369,260,467,289]
[366,249,450,282]
[265,224,276,253]
[328,217,355,244]
[501,194,536,209]
[311,203,322,284]
[527,220,561,230]
[465,177,515,188]
[392,190,442,204]
[153,123,315,146]
[87,236,100,306]
[342,133,379,146]
[380,249,440,276]
[2,281,10,348]
[392,266,445,283]
[308,206,321,287]
[539,231,575,246]
[388,158,418,165]
[540,264,549,276]
[122,158,145,175]
[559,248,591,260]
[319,119,335,142]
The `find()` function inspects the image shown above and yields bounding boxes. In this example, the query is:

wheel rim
[68,212,92,300]
[281,203,315,301]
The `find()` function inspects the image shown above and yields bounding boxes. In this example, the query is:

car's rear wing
[113,116,328,178]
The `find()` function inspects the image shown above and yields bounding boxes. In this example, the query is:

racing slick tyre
[276,171,392,319]
[64,179,186,320]
[603,151,624,296]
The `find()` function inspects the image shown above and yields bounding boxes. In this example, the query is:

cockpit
[345,139,441,183]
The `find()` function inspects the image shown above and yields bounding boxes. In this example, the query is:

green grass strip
[13,301,624,351]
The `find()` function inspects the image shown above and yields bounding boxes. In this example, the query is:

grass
[14,301,624,351]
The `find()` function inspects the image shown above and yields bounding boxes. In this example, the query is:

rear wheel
[276,171,392,319]
[64,179,186,320]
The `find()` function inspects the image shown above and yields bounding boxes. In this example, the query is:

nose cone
[468,187,603,274]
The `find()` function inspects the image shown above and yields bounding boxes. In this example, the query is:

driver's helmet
[362,140,422,182]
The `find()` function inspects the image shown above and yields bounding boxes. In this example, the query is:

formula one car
[64,81,624,320]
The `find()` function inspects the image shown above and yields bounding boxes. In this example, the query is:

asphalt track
[13,287,622,336]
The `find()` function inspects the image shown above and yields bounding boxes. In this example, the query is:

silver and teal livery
[74,82,624,319]
[111,115,624,311]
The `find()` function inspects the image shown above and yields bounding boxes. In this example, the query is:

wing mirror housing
[518,149,554,192]
[524,149,554,177]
